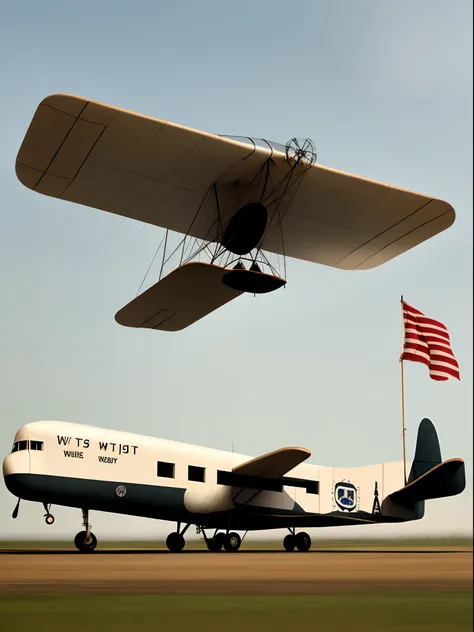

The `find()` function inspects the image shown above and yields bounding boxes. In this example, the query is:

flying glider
[15,94,455,331]
[3,418,465,552]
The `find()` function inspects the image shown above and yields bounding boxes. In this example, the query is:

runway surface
[0,548,471,594]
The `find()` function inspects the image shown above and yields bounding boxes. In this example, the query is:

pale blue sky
[0,1,472,539]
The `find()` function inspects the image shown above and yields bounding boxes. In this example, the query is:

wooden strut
[400,295,408,486]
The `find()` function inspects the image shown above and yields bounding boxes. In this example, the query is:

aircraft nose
[2,451,29,477]
[2,453,14,477]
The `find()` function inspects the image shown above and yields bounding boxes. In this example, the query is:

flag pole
[400,295,408,486]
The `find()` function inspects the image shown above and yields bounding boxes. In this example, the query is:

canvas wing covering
[115,262,242,332]
[16,93,455,270]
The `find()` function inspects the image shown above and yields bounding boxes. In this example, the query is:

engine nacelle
[183,485,235,514]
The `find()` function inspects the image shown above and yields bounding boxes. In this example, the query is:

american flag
[400,301,460,381]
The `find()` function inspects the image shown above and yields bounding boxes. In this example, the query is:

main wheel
[283,534,296,552]
[224,532,241,552]
[295,531,311,552]
[166,532,185,552]
[207,538,221,552]
[74,530,97,553]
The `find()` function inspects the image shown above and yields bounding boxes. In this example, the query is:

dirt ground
[0,548,471,594]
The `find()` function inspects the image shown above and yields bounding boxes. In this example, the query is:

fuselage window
[305,481,319,495]
[157,461,175,479]
[30,441,44,451]
[12,440,28,453]
[188,465,205,483]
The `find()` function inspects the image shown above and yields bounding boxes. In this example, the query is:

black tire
[295,531,311,552]
[74,530,97,553]
[214,533,226,549]
[283,534,296,552]
[45,513,55,526]
[207,538,222,552]
[166,532,185,553]
[224,532,241,552]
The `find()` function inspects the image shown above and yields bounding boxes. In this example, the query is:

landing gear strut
[43,502,55,525]
[74,508,97,553]
[283,529,311,552]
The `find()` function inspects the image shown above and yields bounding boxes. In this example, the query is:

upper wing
[262,165,455,270]
[233,447,311,478]
[15,93,260,237]
[16,93,455,270]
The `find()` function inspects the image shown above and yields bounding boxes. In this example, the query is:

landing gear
[74,508,97,553]
[43,503,55,526]
[205,530,241,552]
[74,530,98,552]
[166,532,185,552]
[206,532,226,552]
[295,531,311,552]
[165,523,190,552]
[224,532,241,552]
[283,530,311,552]
[283,534,296,551]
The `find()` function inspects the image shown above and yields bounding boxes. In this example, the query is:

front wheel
[166,532,185,553]
[74,530,97,553]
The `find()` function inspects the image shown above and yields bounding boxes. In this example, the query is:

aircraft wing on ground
[233,446,311,478]
[16,93,455,270]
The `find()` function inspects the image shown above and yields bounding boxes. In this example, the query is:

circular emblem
[115,485,127,498]
[334,481,357,512]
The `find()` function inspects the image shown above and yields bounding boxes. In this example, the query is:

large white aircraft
[3,417,465,553]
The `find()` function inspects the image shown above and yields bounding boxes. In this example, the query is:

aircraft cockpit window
[12,440,28,453]
[30,441,44,451]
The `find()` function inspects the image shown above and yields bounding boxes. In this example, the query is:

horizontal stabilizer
[233,446,311,479]
[115,262,241,331]
[389,458,466,504]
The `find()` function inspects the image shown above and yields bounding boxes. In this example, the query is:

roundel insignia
[115,485,127,498]
[334,481,357,512]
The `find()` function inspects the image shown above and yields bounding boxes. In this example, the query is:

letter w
[57,436,71,445]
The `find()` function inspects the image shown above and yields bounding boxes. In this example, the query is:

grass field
[0,592,472,632]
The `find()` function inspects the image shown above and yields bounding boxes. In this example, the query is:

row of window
[156,461,319,494]
[157,461,205,482]
[11,440,44,453]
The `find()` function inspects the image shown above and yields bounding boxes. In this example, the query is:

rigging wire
[136,230,167,296]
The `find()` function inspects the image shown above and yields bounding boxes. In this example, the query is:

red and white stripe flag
[400,301,460,381]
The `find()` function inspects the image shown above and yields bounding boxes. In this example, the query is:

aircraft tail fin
[389,418,465,505]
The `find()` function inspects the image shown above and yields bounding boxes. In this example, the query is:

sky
[0,0,472,541]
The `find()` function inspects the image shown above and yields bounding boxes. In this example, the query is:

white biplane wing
[16,94,455,271]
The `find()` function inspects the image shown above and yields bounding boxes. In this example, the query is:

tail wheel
[295,531,311,552]
[74,530,97,553]
[44,513,55,526]
[224,532,241,552]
